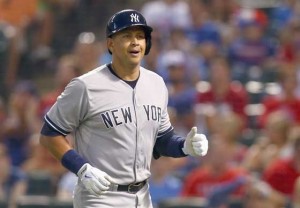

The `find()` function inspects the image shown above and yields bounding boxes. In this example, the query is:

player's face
[108,26,146,66]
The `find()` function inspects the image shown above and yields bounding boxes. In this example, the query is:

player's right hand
[77,163,114,196]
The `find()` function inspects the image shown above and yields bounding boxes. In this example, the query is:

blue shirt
[149,175,182,207]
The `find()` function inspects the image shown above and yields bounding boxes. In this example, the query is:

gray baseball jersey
[45,64,172,185]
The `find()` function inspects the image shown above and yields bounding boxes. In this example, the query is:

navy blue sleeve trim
[41,122,65,137]
[153,129,186,159]
[44,115,69,136]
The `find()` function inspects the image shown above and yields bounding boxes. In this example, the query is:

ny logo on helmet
[130,13,139,23]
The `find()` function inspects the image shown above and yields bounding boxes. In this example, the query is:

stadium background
[1,0,300,207]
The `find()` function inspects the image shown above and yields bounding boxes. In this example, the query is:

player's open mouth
[129,50,140,56]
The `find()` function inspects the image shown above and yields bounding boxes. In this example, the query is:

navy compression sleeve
[153,129,186,159]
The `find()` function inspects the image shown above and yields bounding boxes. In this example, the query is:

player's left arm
[153,80,208,159]
[153,127,208,159]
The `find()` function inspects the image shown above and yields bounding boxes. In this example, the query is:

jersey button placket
[132,89,139,182]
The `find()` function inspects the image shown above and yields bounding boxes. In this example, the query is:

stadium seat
[245,81,265,104]
[264,82,280,96]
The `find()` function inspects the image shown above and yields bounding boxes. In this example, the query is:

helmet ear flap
[145,35,152,55]
[107,37,112,54]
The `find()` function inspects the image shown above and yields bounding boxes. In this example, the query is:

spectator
[0,0,54,88]
[209,0,238,25]
[208,0,238,47]
[0,22,13,99]
[242,176,287,208]
[277,24,300,63]
[185,0,221,46]
[195,56,248,132]
[263,126,300,198]
[159,49,200,84]
[294,176,300,208]
[0,143,27,208]
[2,80,41,166]
[269,0,300,34]
[72,32,103,74]
[141,0,191,36]
[164,27,194,52]
[0,0,38,28]
[142,32,162,73]
[161,50,198,136]
[49,0,81,57]
[181,138,247,207]
[22,134,66,194]
[149,157,186,208]
[39,54,79,117]
[0,96,7,141]
[243,110,293,174]
[185,0,222,81]
[2,0,300,206]
[212,112,248,167]
[160,28,200,82]
[258,63,300,128]
[228,8,277,84]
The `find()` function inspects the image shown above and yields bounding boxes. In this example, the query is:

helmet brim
[107,24,153,38]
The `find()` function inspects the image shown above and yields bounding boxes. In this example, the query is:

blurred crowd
[1,0,300,208]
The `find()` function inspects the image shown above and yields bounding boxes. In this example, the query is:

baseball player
[40,9,208,208]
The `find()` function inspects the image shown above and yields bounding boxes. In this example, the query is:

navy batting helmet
[106,9,153,55]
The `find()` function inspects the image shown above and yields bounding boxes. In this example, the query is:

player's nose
[130,37,139,45]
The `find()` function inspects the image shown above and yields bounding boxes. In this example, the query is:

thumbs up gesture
[182,127,208,157]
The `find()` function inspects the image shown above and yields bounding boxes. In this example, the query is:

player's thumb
[187,126,197,140]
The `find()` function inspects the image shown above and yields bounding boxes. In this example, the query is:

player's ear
[107,38,113,54]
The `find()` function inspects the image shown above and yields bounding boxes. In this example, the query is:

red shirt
[197,82,248,122]
[39,90,61,118]
[263,158,299,196]
[181,166,246,197]
[258,95,300,128]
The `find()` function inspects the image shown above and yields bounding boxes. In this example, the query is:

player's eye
[136,34,145,40]
[121,33,131,38]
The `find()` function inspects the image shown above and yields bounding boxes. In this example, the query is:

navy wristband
[61,149,88,175]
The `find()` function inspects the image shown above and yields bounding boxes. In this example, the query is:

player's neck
[111,62,140,81]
